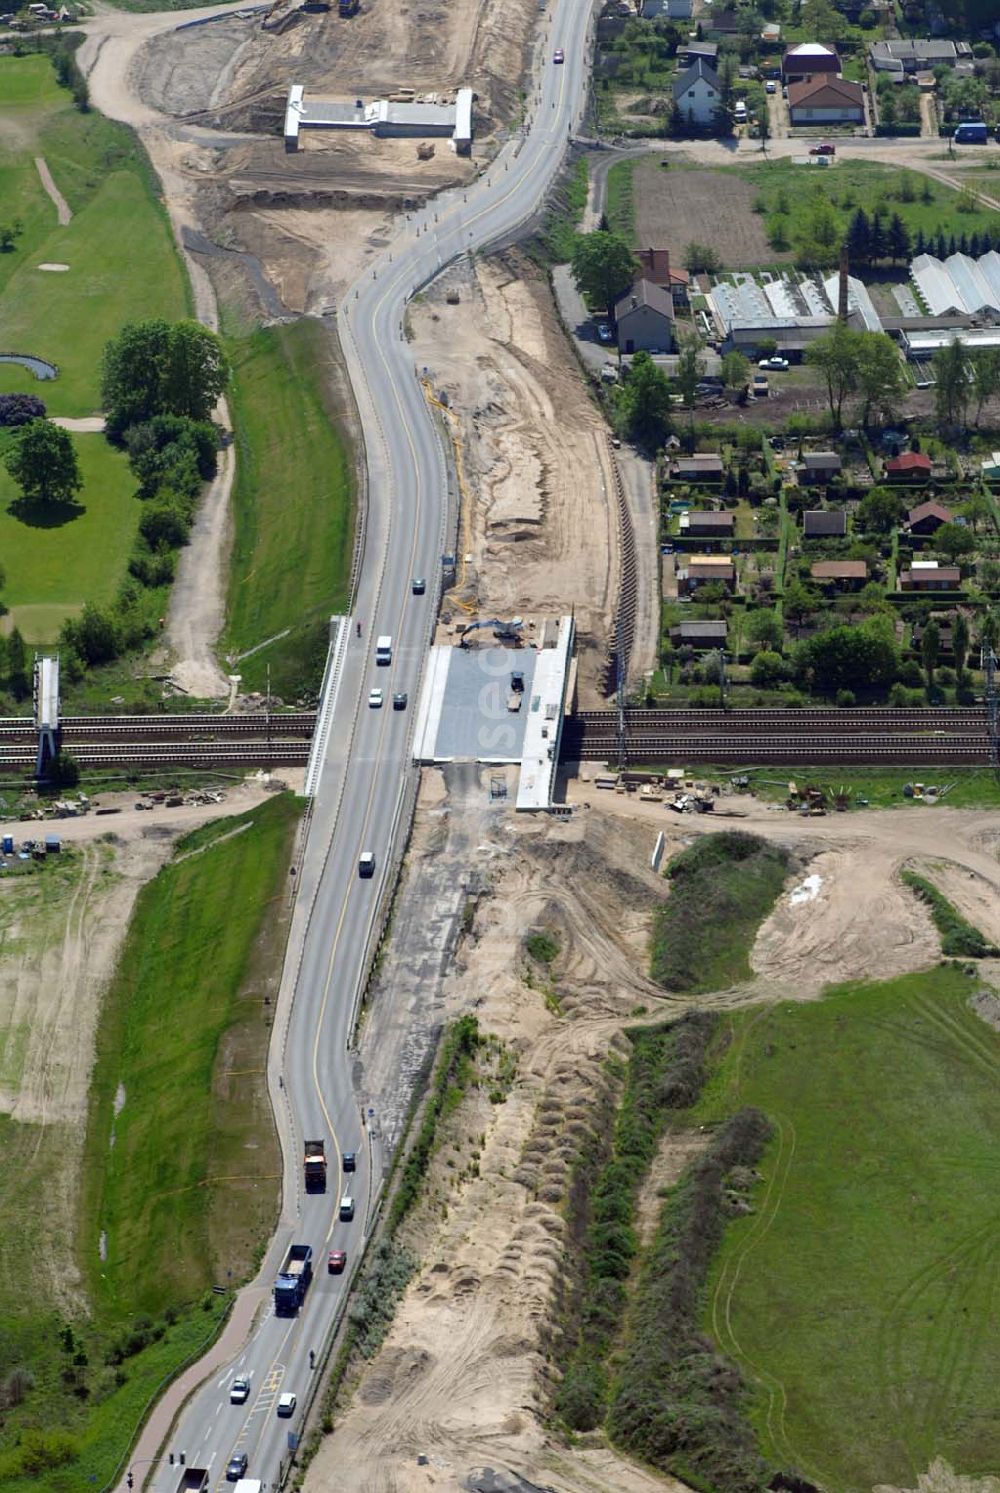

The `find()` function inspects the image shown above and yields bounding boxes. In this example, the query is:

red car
[809,142,836,156]
[328,1250,347,1274]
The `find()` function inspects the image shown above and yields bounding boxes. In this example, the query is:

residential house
[760,22,781,46]
[782,43,841,83]
[788,76,864,126]
[676,39,719,66]
[981,451,1000,481]
[636,247,690,307]
[614,279,675,354]
[671,57,722,128]
[885,451,932,482]
[671,453,725,482]
[810,560,868,588]
[669,619,729,649]
[899,561,961,591]
[912,618,955,655]
[870,39,972,74]
[678,555,736,594]
[641,0,693,17]
[679,510,735,538]
[907,500,953,535]
[803,509,847,538]
[800,451,843,484]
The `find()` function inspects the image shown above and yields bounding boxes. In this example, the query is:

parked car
[368,688,383,708]
[230,1377,250,1405]
[328,1250,347,1274]
[765,79,776,93]
[553,47,564,62]
[277,1393,297,1418]
[759,356,789,370]
[596,322,613,344]
[810,142,835,156]
[226,1454,248,1482]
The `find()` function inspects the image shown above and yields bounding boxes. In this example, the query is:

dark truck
[274,1244,313,1315]
[176,1470,209,1493]
[304,1139,327,1192]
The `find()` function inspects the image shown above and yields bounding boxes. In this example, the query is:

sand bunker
[38,262,70,272]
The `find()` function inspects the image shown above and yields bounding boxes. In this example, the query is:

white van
[339,1194,355,1221]
[733,100,747,124]
[375,635,392,665]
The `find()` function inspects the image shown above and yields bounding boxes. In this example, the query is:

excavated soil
[410,253,618,703]
[309,792,1000,1493]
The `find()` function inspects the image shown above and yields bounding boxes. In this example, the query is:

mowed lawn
[224,320,355,665]
[0,433,139,642]
[0,170,188,416]
[700,965,1000,1491]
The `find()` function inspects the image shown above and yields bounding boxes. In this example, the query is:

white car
[230,1376,250,1404]
[277,1392,297,1418]
[765,80,777,93]
[368,688,383,708]
[759,356,789,370]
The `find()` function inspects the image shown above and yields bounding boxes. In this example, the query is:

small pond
[0,352,58,381]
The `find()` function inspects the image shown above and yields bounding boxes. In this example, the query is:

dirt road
[34,155,71,224]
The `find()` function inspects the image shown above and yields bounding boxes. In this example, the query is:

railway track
[0,744,310,769]
[562,728,990,764]
[572,708,986,736]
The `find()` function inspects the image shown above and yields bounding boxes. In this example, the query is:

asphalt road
[143,5,595,1491]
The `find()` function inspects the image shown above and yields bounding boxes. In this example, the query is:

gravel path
[34,156,72,225]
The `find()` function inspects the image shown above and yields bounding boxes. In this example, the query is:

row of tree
[933,341,1000,430]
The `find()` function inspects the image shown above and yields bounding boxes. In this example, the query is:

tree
[620,352,673,449]
[846,208,871,267]
[855,333,906,428]
[101,320,230,439]
[721,350,751,393]
[934,522,975,561]
[857,486,903,534]
[887,213,911,265]
[570,231,636,315]
[673,335,704,408]
[0,393,46,428]
[783,579,821,631]
[933,338,970,430]
[970,347,1000,424]
[750,649,785,686]
[746,608,783,652]
[953,611,970,679]
[4,420,82,506]
[806,322,860,428]
[805,623,898,696]
[921,617,940,688]
[682,242,722,276]
[961,490,991,533]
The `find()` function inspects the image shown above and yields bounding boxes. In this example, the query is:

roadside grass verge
[696,964,1000,1490]
[900,870,999,957]
[532,155,589,264]
[81,792,300,1321]
[223,321,355,698]
[0,432,139,643]
[651,831,790,992]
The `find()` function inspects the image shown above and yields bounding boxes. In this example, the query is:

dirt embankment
[310,789,1000,1493]
[409,253,619,703]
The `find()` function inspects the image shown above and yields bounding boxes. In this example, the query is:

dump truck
[304,1139,327,1193]
[175,1469,209,1493]
[274,1244,313,1315]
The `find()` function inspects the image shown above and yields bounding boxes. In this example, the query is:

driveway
[551,262,617,375]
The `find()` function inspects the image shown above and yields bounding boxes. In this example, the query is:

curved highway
[142,3,594,1490]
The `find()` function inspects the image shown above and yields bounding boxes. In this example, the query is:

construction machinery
[457,618,524,648]
[274,1244,313,1315]
[338,0,358,13]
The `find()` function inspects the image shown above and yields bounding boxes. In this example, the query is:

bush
[836,688,856,708]
[0,393,46,427]
[525,930,559,964]
[652,833,789,992]
[901,872,999,958]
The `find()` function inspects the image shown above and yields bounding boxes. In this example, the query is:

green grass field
[0,54,188,415]
[740,158,1000,257]
[0,432,139,641]
[698,965,1000,1491]
[81,793,300,1319]
[223,320,355,695]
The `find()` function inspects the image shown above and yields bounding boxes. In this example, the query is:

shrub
[525,930,559,964]
[901,872,998,958]
[0,393,46,427]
